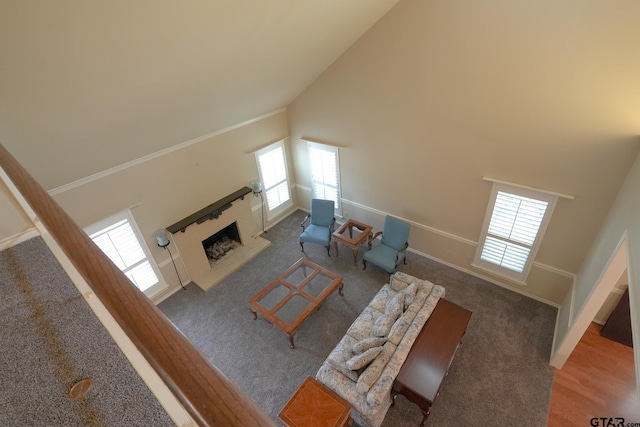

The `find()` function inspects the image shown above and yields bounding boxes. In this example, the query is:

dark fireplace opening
[202,222,242,263]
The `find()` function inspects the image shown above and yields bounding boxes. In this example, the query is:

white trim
[341,198,478,247]
[408,247,561,308]
[473,183,559,282]
[296,192,576,282]
[245,136,290,155]
[299,137,349,149]
[85,210,168,297]
[482,177,574,200]
[470,262,527,286]
[533,261,577,280]
[0,165,194,425]
[294,183,312,193]
[0,227,40,251]
[48,108,287,195]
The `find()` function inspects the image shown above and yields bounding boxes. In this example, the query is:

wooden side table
[279,376,353,427]
[332,219,373,265]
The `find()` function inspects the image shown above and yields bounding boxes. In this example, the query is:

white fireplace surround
[171,196,270,291]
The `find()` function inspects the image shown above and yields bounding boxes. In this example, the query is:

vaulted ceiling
[1,1,639,192]
[0,0,400,189]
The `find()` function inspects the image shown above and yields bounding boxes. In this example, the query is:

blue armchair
[363,215,410,273]
[300,199,336,256]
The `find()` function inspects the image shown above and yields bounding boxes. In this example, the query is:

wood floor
[548,322,639,426]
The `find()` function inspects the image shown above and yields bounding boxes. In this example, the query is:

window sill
[470,263,528,287]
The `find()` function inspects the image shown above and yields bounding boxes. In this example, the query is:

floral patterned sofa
[316,272,445,427]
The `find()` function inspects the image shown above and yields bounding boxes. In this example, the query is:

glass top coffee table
[249,257,344,348]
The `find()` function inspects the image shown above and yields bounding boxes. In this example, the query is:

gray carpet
[0,237,174,426]
[160,209,557,427]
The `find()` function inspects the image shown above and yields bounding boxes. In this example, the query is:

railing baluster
[0,143,276,427]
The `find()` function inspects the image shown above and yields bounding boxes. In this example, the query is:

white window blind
[87,212,164,295]
[308,142,341,216]
[255,140,292,218]
[473,184,557,282]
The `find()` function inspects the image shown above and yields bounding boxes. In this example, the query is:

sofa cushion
[388,309,417,346]
[356,341,396,394]
[401,281,418,308]
[346,306,383,341]
[346,346,383,370]
[368,284,396,313]
[326,335,360,381]
[390,271,417,291]
[385,292,404,317]
[352,336,387,355]
[371,313,396,337]
[407,281,434,313]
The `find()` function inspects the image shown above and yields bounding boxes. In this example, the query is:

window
[473,183,558,283]
[85,211,166,296]
[308,141,341,216]
[255,140,293,219]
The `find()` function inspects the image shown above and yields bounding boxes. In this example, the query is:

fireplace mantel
[166,187,252,234]
[169,188,270,291]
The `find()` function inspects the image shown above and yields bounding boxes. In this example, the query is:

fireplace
[169,190,271,292]
[202,222,242,263]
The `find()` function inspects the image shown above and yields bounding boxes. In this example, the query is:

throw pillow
[390,276,409,292]
[325,336,360,381]
[356,345,392,394]
[385,292,404,318]
[401,282,418,309]
[371,313,396,337]
[388,310,415,345]
[345,346,383,370]
[352,336,387,355]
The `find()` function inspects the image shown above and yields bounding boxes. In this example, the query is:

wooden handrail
[0,143,276,427]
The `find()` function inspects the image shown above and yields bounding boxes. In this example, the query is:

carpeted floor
[0,237,173,426]
[159,210,557,426]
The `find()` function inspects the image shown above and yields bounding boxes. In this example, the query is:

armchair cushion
[363,244,403,273]
[300,224,332,246]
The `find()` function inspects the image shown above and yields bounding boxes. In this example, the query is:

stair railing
[0,143,276,427]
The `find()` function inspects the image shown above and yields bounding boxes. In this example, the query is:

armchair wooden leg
[325,245,331,257]
[300,242,304,252]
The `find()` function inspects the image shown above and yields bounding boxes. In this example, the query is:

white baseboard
[0,228,40,251]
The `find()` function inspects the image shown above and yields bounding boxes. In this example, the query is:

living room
[0,0,639,425]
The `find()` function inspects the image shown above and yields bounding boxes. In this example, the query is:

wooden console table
[391,299,472,426]
[279,376,353,427]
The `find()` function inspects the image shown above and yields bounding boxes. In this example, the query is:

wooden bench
[391,299,472,426]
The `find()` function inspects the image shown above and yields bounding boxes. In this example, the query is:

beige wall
[49,111,291,302]
[287,0,639,305]
[551,150,639,386]
[0,178,34,249]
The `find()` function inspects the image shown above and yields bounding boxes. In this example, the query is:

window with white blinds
[86,211,165,296]
[308,142,341,216]
[255,140,292,219]
[473,183,558,283]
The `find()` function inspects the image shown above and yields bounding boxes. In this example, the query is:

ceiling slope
[0,0,399,189]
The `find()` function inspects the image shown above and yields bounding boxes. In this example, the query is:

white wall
[48,111,291,302]
[551,150,639,384]
[286,0,640,305]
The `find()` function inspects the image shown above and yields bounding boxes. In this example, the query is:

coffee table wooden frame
[332,219,373,265]
[249,257,344,349]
